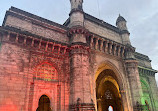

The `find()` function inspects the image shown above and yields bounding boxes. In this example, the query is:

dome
[116,14,126,25]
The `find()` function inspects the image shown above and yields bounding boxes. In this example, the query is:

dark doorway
[36,95,52,111]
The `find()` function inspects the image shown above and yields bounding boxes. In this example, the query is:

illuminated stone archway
[36,95,52,111]
[140,79,152,110]
[96,69,123,111]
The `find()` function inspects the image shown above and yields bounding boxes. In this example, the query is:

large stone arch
[93,60,132,111]
[94,60,125,90]
[140,78,153,110]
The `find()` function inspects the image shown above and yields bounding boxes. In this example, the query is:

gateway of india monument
[0,0,157,111]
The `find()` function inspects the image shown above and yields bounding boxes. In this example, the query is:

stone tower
[69,0,95,110]
[69,0,84,27]
[116,15,144,109]
[116,15,131,45]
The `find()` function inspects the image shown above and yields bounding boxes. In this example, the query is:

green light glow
[140,78,152,110]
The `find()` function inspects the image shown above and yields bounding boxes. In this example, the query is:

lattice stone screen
[105,90,113,100]
[34,63,58,81]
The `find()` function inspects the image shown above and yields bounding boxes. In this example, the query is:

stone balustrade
[2,32,69,56]
[88,34,126,58]
[0,29,130,59]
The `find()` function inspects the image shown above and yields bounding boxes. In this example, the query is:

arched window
[34,63,58,81]
[108,106,113,111]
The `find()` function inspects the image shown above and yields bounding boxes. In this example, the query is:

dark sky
[0,0,157,84]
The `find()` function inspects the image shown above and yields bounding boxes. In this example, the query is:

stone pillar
[69,0,84,27]
[90,36,94,48]
[0,32,3,51]
[69,1,95,109]
[104,40,108,53]
[125,59,143,110]
[15,34,19,43]
[1,32,10,42]
[125,47,143,110]
[97,99,102,111]
[117,46,121,56]
[68,28,95,111]
[31,38,34,47]
[95,38,98,50]
[109,42,113,54]
[24,36,27,45]
[70,45,95,111]
[100,39,103,52]
[113,44,117,55]
[121,47,125,58]
[147,75,158,111]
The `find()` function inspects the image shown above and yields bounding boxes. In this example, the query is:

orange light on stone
[0,105,18,111]
[0,99,18,111]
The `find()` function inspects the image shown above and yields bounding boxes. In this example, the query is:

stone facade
[0,0,157,111]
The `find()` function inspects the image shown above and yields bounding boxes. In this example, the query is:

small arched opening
[36,95,52,111]
[108,106,113,111]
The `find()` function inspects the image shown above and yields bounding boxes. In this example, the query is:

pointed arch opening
[36,95,52,111]
[108,106,113,111]
[140,79,152,110]
[96,65,124,111]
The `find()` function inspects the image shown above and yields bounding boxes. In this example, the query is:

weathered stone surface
[0,1,157,111]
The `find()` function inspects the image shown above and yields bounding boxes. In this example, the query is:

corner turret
[69,0,84,27]
[116,14,128,31]
[70,0,83,11]
[116,14,131,45]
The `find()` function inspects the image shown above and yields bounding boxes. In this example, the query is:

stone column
[95,38,98,50]
[120,90,132,111]
[125,47,143,110]
[104,40,108,54]
[100,39,103,52]
[70,45,95,111]
[121,47,125,58]
[45,41,49,51]
[147,75,158,111]
[125,59,143,110]
[113,44,117,55]
[97,99,102,111]
[90,36,94,49]
[117,46,121,57]
[1,32,9,42]
[109,42,113,54]
[69,28,95,111]
[24,36,27,45]
[31,38,34,47]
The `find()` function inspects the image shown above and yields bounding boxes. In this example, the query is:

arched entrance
[96,69,123,111]
[141,80,152,110]
[108,106,113,111]
[36,95,52,111]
